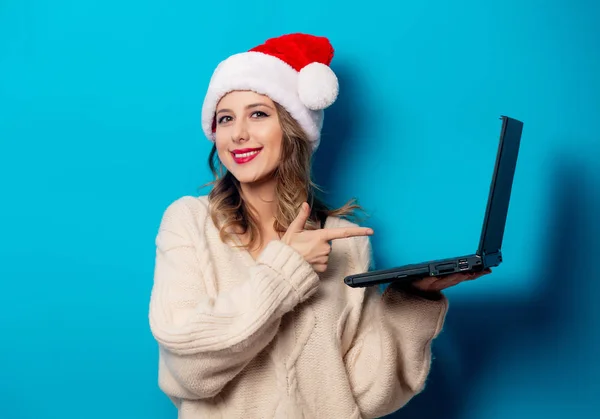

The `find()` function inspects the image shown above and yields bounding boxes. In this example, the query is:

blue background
[1,0,598,418]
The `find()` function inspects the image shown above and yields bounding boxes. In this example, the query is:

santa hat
[201,33,339,150]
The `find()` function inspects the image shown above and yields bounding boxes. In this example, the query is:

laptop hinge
[482,250,503,268]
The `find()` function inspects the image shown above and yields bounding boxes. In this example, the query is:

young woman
[149,33,490,419]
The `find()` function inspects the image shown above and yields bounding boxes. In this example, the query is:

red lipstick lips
[231,147,262,164]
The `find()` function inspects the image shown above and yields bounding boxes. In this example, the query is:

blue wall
[1,1,598,418]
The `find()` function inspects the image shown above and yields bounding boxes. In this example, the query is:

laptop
[344,115,524,288]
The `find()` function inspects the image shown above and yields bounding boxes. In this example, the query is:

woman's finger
[318,242,332,256]
[463,269,492,281]
[314,256,328,264]
[437,269,492,289]
[412,276,438,290]
[312,263,328,273]
[431,276,459,291]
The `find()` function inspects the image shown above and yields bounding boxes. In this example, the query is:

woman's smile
[230,147,263,164]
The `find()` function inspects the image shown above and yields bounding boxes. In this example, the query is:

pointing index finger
[321,227,374,241]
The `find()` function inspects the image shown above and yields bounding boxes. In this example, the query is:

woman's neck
[240,176,278,232]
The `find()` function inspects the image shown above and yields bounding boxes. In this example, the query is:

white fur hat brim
[201,51,338,150]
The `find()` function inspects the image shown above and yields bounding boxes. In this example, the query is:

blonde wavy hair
[205,101,364,251]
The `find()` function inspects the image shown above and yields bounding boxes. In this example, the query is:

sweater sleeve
[342,235,449,419]
[148,198,320,401]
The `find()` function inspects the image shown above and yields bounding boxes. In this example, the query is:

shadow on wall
[312,61,361,197]
[378,156,598,419]
[311,65,598,418]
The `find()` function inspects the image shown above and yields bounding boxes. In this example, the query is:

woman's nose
[231,120,249,144]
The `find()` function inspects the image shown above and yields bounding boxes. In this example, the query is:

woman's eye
[251,111,268,118]
[217,115,232,124]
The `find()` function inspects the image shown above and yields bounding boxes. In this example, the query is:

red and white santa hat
[201,33,339,150]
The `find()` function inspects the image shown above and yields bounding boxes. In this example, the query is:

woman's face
[214,90,283,185]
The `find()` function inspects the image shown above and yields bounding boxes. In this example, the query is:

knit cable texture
[148,195,448,419]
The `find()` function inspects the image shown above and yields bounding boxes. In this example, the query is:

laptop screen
[477,116,524,256]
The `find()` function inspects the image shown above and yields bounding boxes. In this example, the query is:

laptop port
[458,258,467,263]
[435,262,456,275]
[458,262,469,271]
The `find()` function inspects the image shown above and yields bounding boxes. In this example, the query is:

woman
[149,33,490,419]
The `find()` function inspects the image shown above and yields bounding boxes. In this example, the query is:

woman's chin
[231,169,277,186]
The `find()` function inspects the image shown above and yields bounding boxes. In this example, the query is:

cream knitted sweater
[148,195,448,419]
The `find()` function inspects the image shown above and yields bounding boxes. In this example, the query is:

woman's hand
[411,268,492,292]
[282,202,374,273]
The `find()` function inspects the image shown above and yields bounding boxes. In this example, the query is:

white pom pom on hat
[201,33,340,151]
[298,62,339,110]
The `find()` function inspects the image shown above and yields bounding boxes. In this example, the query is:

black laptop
[344,115,524,288]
